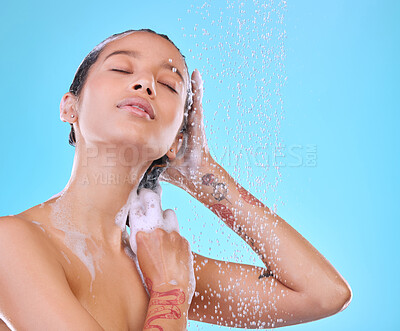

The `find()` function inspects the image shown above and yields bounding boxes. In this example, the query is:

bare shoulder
[0,215,103,330]
[0,215,58,260]
[0,214,66,299]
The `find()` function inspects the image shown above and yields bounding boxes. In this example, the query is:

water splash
[177,0,287,329]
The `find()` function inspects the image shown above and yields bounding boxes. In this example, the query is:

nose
[132,83,153,95]
[131,76,155,97]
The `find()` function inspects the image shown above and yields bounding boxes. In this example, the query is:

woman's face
[72,31,188,162]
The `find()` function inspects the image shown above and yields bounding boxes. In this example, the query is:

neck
[48,143,153,251]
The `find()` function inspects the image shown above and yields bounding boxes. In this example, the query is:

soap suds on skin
[49,193,103,293]
[60,250,72,264]
[115,183,195,298]
[31,220,46,233]
[48,182,194,297]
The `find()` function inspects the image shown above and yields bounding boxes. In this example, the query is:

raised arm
[0,217,105,331]
[160,69,352,327]
[187,160,351,327]
[190,159,351,304]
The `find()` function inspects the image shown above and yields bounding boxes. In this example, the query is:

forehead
[99,32,187,77]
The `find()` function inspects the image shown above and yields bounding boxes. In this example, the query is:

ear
[60,92,78,124]
[166,133,184,160]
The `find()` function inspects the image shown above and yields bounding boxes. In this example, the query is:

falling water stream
[177,1,287,329]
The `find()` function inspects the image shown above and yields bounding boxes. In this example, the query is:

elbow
[318,281,353,316]
[337,282,353,313]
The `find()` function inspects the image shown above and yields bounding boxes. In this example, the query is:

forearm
[183,159,350,302]
[143,282,190,331]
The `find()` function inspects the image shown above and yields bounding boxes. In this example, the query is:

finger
[136,230,146,241]
[189,69,205,138]
[162,209,180,234]
[191,69,203,108]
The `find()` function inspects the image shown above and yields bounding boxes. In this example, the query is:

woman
[0,29,352,330]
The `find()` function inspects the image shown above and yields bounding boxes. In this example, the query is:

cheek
[149,105,184,157]
[84,76,114,107]
[76,78,116,140]
[78,81,99,115]
[160,103,185,138]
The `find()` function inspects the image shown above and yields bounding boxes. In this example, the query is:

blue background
[1,0,399,330]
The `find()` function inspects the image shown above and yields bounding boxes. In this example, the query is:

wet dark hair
[68,29,192,194]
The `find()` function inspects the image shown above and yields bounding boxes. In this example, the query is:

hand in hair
[160,69,213,189]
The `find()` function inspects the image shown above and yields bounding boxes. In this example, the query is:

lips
[117,97,155,120]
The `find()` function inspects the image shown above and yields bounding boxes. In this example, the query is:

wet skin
[0,31,351,330]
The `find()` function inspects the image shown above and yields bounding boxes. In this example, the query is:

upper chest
[19,206,151,330]
[59,240,150,331]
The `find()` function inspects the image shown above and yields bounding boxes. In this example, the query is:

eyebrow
[103,50,185,83]
[103,50,140,62]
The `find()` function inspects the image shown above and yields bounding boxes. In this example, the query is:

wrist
[184,155,216,182]
[186,159,225,198]
[148,285,192,314]
[144,288,191,331]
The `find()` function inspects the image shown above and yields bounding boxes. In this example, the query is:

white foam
[60,250,72,264]
[31,220,46,233]
[115,183,195,299]
[129,188,180,254]
[49,194,101,292]
[115,183,180,255]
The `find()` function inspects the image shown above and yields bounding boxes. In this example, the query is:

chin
[107,133,165,162]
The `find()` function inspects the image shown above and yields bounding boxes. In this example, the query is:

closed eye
[111,69,132,74]
[159,82,177,93]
